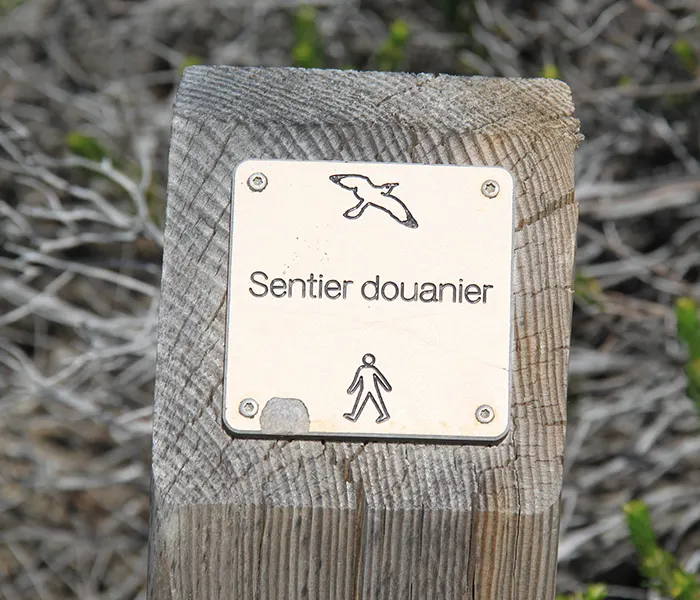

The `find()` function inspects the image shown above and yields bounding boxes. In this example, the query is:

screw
[239,398,259,418]
[247,172,268,192]
[475,404,495,424]
[481,180,500,198]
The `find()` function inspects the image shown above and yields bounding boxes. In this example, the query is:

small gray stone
[259,397,310,434]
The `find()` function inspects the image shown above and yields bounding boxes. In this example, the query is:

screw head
[239,398,259,418]
[481,180,500,198]
[475,404,495,424]
[247,172,268,192]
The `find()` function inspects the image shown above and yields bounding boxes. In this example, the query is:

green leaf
[675,297,700,411]
[541,63,560,79]
[65,132,110,162]
[582,583,608,600]
[624,500,700,598]
[388,19,409,45]
[376,19,410,72]
[0,0,25,15]
[145,172,165,226]
[617,75,633,87]
[292,5,323,68]
[676,297,700,360]
[441,0,476,29]
[624,501,658,560]
[672,569,700,600]
[686,358,700,410]
[672,39,697,73]
[179,55,203,76]
[557,584,608,600]
[574,271,602,307]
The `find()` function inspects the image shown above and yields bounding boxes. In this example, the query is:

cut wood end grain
[175,66,580,141]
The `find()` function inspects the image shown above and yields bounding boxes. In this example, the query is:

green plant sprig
[624,500,700,599]
[292,5,324,69]
[557,583,608,600]
[375,19,409,72]
[675,297,700,411]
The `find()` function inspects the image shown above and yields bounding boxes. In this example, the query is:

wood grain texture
[148,67,580,600]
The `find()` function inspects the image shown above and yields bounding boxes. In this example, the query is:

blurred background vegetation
[1,0,700,598]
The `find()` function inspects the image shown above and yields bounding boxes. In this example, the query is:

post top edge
[174,66,578,135]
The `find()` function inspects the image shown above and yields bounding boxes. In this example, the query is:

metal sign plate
[224,160,514,441]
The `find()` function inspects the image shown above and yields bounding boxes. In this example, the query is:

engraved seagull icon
[329,174,419,229]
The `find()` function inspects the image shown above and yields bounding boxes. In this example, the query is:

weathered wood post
[148,67,580,599]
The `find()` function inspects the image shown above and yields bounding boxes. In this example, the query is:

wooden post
[148,67,580,599]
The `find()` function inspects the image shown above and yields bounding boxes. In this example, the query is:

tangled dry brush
[1,0,700,598]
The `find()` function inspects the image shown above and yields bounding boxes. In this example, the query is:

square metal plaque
[223,160,514,441]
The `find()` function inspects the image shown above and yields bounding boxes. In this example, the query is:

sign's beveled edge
[221,159,516,444]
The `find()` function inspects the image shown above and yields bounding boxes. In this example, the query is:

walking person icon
[344,353,392,424]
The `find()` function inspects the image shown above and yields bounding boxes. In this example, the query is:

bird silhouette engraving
[329,174,419,229]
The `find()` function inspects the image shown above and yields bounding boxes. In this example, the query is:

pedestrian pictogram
[344,353,392,423]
